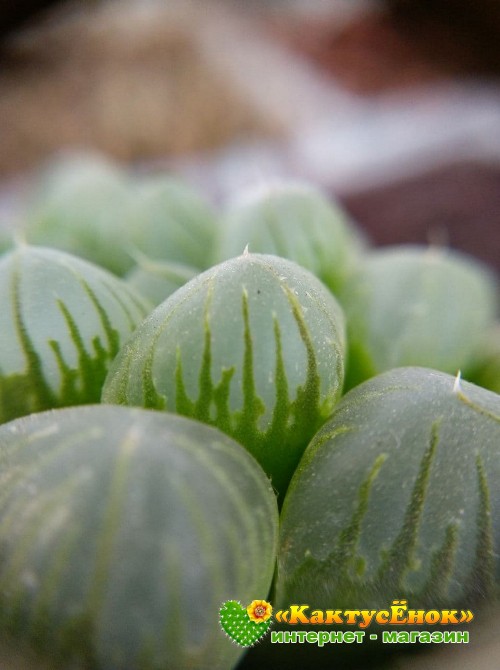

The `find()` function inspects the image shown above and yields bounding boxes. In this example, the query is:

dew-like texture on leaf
[217,182,364,295]
[341,246,498,390]
[0,405,278,669]
[103,253,346,499]
[277,367,500,612]
[0,245,151,424]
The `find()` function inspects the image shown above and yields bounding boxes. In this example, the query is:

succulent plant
[23,155,220,277]
[341,246,498,390]
[276,367,500,613]
[103,252,346,500]
[0,245,151,424]
[129,175,220,271]
[465,324,500,394]
[216,182,364,295]
[0,405,279,669]
[125,255,198,307]
[24,153,136,276]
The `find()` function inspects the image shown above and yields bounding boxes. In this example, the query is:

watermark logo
[219,599,474,648]
[219,600,273,647]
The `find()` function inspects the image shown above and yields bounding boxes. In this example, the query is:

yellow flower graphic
[247,600,272,624]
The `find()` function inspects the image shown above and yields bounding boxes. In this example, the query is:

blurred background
[1,0,500,270]
[0,1,499,669]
